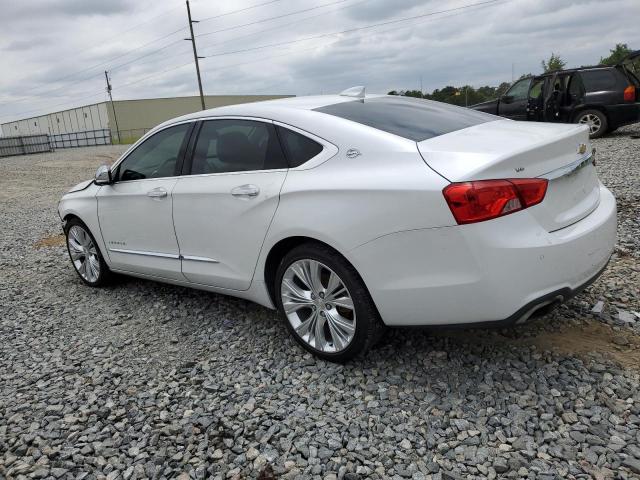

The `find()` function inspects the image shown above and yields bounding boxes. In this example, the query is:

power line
[120,0,367,73]
[196,0,349,38]
[202,0,505,59]
[198,0,287,23]
[0,28,188,107]
[1,0,508,121]
[0,1,289,107]
[0,91,107,121]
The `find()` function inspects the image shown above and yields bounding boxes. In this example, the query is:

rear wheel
[64,218,111,287]
[575,109,608,139]
[275,243,383,362]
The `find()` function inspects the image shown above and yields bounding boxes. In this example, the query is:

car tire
[275,242,384,363]
[575,109,608,139]
[64,218,112,287]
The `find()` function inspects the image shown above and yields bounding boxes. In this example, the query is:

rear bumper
[350,184,617,326]
[606,103,640,128]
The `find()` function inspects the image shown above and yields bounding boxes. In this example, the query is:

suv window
[529,79,543,99]
[568,74,585,97]
[580,70,616,91]
[115,123,190,181]
[506,78,531,101]
[190,120,286,174]
[315,97,494,142]
[276,126,323,167]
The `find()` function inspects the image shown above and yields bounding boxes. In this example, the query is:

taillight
[442,178,548,225]
[624,85,636,102]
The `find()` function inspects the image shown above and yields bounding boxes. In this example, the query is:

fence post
[17,136,25,155]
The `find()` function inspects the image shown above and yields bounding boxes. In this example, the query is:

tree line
[388,44,634,107]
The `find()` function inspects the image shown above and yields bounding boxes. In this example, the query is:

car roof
[165,94,387,124]
[533,65,615,79]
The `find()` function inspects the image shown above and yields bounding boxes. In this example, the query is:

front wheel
[575,109,608,139]
[275,243,384,362]
[64,218,111,287]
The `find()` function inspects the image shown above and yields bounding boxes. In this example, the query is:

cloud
[0,0,639,123]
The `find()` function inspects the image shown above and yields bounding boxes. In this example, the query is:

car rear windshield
[314,96,496,141]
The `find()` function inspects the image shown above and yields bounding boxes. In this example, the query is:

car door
[172,118,288,290]
[560,73,586,122]
[96,122,193,280]
[498,77,531,120]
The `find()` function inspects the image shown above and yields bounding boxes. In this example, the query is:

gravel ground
[1,125,639,480]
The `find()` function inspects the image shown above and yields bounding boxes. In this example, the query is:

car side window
[529,80,543,99]
[190,120,287,175]
[568,74,585,97]
[276,126,323,167]
[115,124,191,182]
[506,78,531,101]
[580,70,616,91]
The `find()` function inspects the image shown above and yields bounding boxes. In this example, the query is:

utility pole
[104,70,121,144]
[185,0,206,110]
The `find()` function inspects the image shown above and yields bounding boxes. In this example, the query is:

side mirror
[501,95,514,104]
[95,164,112,185]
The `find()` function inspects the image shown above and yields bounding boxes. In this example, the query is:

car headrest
[217,132,262,170]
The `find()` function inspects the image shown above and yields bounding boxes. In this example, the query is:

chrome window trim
[539,150,595,180]
[181,255,219,263]
[111,115,338,179]
[179,168,288,180]
[109,119,199,179]
[271,120,338,171]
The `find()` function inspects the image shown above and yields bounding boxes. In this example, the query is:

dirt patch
[433,318,640,371]
[34,234,65,249]
[529,320,640,370]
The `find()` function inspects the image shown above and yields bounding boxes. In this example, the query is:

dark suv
[471,51,640,138]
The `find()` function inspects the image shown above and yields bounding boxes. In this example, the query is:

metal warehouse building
[1,95,291,147]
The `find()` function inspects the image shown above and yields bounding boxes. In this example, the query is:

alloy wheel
[67,225,101,283]
[280,259,356,353]
[578,113,601,135]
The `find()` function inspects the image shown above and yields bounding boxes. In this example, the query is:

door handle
[231,184,259,197]
[147,187,168,199]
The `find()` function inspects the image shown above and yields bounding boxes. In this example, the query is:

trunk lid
[418,119,600,231]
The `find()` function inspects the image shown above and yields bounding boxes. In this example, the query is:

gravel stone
[1,126,640,479]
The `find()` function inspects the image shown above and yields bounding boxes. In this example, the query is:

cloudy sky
[0,0,638,122]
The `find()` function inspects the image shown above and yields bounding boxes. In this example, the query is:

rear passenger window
[190,120,287,174]
[277,126,323,167]
[580,70,616,91]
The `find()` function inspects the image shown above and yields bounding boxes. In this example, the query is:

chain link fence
[0,134,53,157]
[50,129,111,149]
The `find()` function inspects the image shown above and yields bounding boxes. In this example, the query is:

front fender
[58,185,111,265]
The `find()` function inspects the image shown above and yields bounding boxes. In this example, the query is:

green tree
[600,43,633,65]
[496,81,512,96]
[541,53,566,72]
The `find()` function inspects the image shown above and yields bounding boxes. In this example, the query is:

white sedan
[58,88,617,362]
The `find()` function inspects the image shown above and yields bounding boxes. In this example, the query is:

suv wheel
[575,110,608,139]
[275,243,384,362]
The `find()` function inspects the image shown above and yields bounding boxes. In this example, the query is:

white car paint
[58,94,616,327]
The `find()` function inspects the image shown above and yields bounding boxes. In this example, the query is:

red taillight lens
[442,178,548,224]
[624,85,636,102]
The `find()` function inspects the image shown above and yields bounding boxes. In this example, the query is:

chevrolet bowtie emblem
[578,143,587,155]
